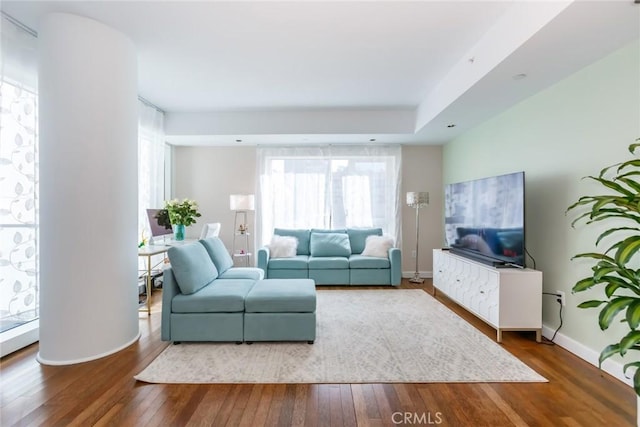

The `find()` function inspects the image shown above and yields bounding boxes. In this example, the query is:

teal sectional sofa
[161,237,264,343]
[161,237,317,344]
[257,228,402,286]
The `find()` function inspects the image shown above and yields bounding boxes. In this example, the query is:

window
[0,14,39,345]
[137,100,167,240]
[257,145,401,247]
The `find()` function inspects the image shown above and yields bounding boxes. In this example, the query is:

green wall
[443,40,640,358]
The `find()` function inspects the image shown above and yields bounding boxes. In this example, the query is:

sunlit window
[0,79,39,334]
[258,146,401,246]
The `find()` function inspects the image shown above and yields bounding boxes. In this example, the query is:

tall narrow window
[138,99,166,239]
[257,145,401,247]
[0,14,39,349]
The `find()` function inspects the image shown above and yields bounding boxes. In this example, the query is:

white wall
[172,144,443,273]
[443,41,640,378]
[401,145,443,276]
[173,146,257,264]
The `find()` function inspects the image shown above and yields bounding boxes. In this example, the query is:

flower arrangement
[161,198,202,226]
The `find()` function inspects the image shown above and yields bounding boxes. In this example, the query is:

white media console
[432,249,542,343]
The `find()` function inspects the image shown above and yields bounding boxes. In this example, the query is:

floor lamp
[407,192,429,283]
[230,194,255,265]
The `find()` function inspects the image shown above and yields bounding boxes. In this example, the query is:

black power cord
[525,247,537,270]
[541,292,564,345]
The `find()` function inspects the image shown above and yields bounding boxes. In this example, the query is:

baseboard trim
[36,331,141,366]
[0,320,39,358]
[542,324,632,388]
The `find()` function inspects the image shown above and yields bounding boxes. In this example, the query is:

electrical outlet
[556,290,566,307]
[412,250,417,258]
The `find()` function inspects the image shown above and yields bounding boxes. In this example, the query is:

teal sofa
[161,237,264,343]
[257,228,402,286]
[161,237,317,344]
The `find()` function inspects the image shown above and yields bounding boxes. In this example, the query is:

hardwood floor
[1,280,634,426]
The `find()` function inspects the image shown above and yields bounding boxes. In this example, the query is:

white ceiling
[2,1,639,146]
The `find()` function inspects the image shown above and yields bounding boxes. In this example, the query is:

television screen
[146,209,172,237]
[444,171,525,267]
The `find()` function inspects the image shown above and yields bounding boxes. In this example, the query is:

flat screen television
[444,171,525,268]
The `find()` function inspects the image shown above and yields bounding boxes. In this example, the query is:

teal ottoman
[244,279,316,344]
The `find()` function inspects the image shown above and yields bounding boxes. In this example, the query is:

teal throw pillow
[310,232,352,257]
[168,242,218,295]
[200,237,234,274]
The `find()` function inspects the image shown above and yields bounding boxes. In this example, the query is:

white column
[38,13,140,365]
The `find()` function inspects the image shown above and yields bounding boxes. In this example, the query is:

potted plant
[567,139,640,403]
[158,198,202,241]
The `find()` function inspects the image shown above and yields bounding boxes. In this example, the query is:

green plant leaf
[617,159,640,173]
[597,259,618,268]
[617,170,640,181]
[566,196,637,214]
[615,236,640,265]
[577,299,605,308]
[624,361,640,375]
[569,211,592,227]
[572,252,615,263]
[602,276,640,297]
[599,344,622,367]
[616,177,640,194]
[635,368,640,398]
[627,301,640,329]
[590,196,636,215]
[586,175,635,197]
[604,279,626,298]
[598,162,618,177]
[604,241,623,256]
[584,212,640,227]
[599,297,636,330]
[628,139,640,155]
[573,278,596,293]
[594,266,616,281]
[624,359,640,397]
[567,197,594,212]
[588,207,640,219]
[620,330,640,356]
[596,227,640,246]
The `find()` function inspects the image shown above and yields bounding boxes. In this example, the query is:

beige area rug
[135,289,547,384]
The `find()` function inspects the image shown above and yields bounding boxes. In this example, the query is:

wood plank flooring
[0,280,635,426]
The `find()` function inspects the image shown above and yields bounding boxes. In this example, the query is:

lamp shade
[230,194,255,211]
[406,192,429,208]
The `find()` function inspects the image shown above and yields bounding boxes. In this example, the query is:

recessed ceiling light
[513,73,527,80]
[447,124,456,128]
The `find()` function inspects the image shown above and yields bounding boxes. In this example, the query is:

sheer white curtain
[0,13,39,351]
[257,145,401,248]
[137,100,165,239]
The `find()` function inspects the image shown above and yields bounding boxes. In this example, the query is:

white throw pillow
[361,235,394,258]
[268,235,298,258]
